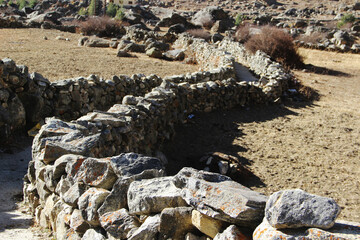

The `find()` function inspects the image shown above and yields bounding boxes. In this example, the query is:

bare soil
[164,48,360,222]
[0,28,198,81]
[0,27,359,238]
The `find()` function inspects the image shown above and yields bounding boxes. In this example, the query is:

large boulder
[173,167,267,227]
[191,6,229,27]
[265,189,341,229]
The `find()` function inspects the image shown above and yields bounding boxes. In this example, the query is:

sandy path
[0,141,47,239]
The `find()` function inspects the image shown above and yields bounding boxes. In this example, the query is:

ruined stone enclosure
[2,31,293,239]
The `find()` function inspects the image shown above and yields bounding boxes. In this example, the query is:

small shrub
[235,14,246,26]
[87,0,98,16]
[115,7,125,20]
[234,24,252,43]
[79,16,124,37]
[244,25,303,69]
[28,0,36,8]
[17,0,27,9]
[337,14,355,28]
[78,7,87,16]
[186,29,211,41]
[0,0,4,5]
[106,2,117,17]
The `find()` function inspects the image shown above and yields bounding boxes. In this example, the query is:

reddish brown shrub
[79,16,125,38]
[234,24,252,43]
[186,29,211,41]
[244,25,303,69]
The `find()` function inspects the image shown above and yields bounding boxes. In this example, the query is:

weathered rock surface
[213,225,249,240]
[82,228,106,240]
[159,207,195,240]
[128,176,188,215]
[253,218,360,240]
[78,188,110,226]
[128,214,161,240]
[173,167,267,226]
[99,208,140,239]
[192,210,224,238]
[75,158,117,190]
[265,189,341,229]
[110,153,164,178]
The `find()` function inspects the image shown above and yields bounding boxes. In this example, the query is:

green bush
[87,0,98,16]
[28,0,36,8]
[78,7,87,16]
[235,14,245,26]
[106,2,117,17]
[337,14,356,28]
[115,7,125,20]
[0,0,5,4]
[17,0,27,9]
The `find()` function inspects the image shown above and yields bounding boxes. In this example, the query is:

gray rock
[98,169,164,216]
[99,208,140,239]
[159,207,195,240]
[110,153,164,178]
[70,209,90,233]
[128,214,161,240]
[213,225,247,240]
[78,188,110,226]
[146,47,163,58]
[163,49,185,61]
[173,167,267,226]
[82,228,106,240]
[253,218,360,240]
[265,189,341,229]
[117,50,133,57]
[62,182,87,207]
[128,176,188,215]
[75,157,117,190]
[53,154,81,180]
[84,37,111,48]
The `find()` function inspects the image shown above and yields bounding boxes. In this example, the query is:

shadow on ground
[161,99,315,189]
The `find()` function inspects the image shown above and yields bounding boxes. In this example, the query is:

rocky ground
[0,28,198,81]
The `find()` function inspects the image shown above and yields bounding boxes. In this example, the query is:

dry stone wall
[18,34,360,240]
[0,33,291,142]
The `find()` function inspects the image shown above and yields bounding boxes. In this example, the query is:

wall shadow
[161,99,315,189]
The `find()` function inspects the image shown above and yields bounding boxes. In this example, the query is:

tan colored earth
[0,27,359,239]
[0,28,198,81]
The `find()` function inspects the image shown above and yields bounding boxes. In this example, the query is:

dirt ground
[163,48,360,222]
[0,28,198,81]
[0,27,360,238]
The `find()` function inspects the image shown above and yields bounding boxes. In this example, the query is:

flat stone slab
[110,152,164,178]
[253,218,360,240]
[265,189,341,229]
[173,167,267,226]
[127,176,188,215]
